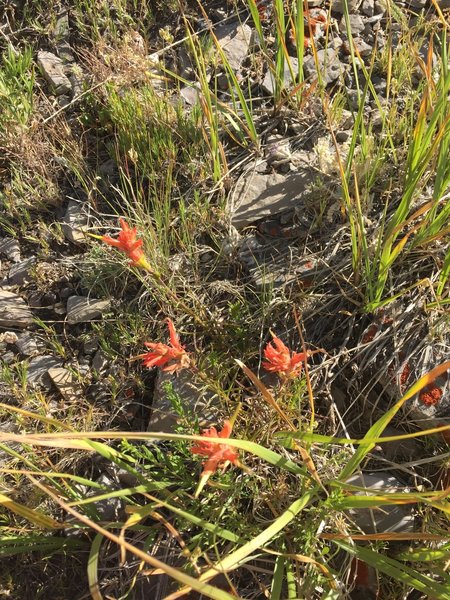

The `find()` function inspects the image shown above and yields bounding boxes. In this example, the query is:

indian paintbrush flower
[262,334,308,379]
[191,420,239,475]
[101,218,152,271]
[140,318,190,373]
[191,420,239,496]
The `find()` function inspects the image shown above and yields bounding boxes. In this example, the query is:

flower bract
[262,334,307,379]
[140,319,189,373]
[191,420,239,476]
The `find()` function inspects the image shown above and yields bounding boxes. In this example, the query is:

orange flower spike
[140,319,190,373]
[191,420,239,497]
[101,218,152,271]
[262,334,308,379]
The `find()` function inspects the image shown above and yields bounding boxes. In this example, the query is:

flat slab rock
[238,236,326,290]
[0,290,33,328]
[262,58,299,95]
[15,332,39,356]
[148,370,219,433]
[27,355,62,387]
[230,160,316,229]
[0,238,21,262]
[66,296,110,324]
[37,51,71,95]
[48,367,81,402]
[345,472,416,533]
[7,256,36,286]
[215,21,252,72]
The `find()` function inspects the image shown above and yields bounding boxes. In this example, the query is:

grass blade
[334,540,450,600]
[87,533,104,600]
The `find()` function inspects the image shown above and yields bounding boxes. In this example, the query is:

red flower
[420,385,443,407]
[102,218,151,269]
[191,420,239,476]
[140,319,190,373]
[262,334,307,378]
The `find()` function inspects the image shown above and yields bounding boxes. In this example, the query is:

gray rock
[215,21,252,72]
[98,159,119,187]
[61,200,88,244]
[58,41,75,65]
[361,307,449,431]
[180,84,201,106]
[53,7,70,42]
[176,45,194,79]
[238,236,322,290]
[66,296,110,324]
[303,49,342,86]
[404,367,450,431]
[339,14,366,35]
[0,238,21,262]
[7,257,36,286]
[406,0,426,7]
[148,370,219,433]
[377,426,421,462]
[15,332,39,356]
[370,108,383,129]
[147,52,166,95]
[80,474,123,521]
[361,0,375,15]
[2,351,15,365]
[48,367,81,402]
[114,467,139,488]
[437,0,450,7]
[230,158,316,228]
[340,109,354,129]
[94,473,123,521]
[83,336,99,355]
[77,358,91,377]
[347,89,360,110]
[37,51,72,96]
[372,76,387,96]
[262,58,299,95]
[92,349,109,373]
[336,130,350,142]
[27,355,62,387]
[343,37,373,57]
[330,36,344,50]
[345,472,416,533]
[331,0,361,13]
[0,291,33,328]
[53,302,67,316]
[374,0,387,12]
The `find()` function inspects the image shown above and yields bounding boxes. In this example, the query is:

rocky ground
[0,0,449,598]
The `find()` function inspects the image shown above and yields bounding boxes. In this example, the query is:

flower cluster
[262,334,308,379]
[95,220,313,491]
